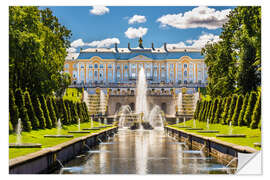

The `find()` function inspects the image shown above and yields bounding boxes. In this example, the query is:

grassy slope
[9,121,112,159]
[169,120,261,150]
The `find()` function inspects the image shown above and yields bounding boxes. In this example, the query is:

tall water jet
[100,90,106,115]
[177,92,182,114]
[136,68,148,122]
[229,121,232,135]
[91,117,94,128]
[183,117,186,126]
[206,118,209,130]
[16,118,22,145]
[193,118,196,128]
[118,105,132,128]
[176,118,179,124]
[57,118,62,135]
[78,118,81,131]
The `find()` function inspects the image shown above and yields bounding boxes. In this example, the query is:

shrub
[199,101,206,121]
[210,98,218,123]
[213,98,222,124]
[82,102,90,122]
[9,89,19,130]
[24,91,39,129]
[250,92,261,129]
[205,100,212,122]
[47,97,57,127]
[201,101,208,122]
[231,95,244,126]
[15,88,32,132]
[238,93,249,126]
[32,95,46,129]
[64,100,72,124]
[70,101,79,124]
[77,102,84,121]
[221,97,231,125]
[193,100,200,120]
[243,91,257,126]
[52,98,59,121]
[61,99,69,125]
[40,95,52,129]
[226,94,238,125]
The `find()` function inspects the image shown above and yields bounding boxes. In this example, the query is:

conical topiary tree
[213,98,222,124]
[77,102,84,122]
[210,98,219,123]
[52,98,59,120]
[205,100,212,122]
[226,94,238,125]
[243,91,257,126]
[198,101,206,121]
[200,101,208,122]
[221,97,231,125]
[238,93,249,126]
[70,101,79,124]
[40,95,52,129]
[15,88,32,132]
[61,99,69,125]
[193,100,200,120]
[231,95,244,126]
[9,89,19,130]
[32,95,46,129]
[47,97,57,127]
[82,102,90,122]
[250,92,261,129]
[9,112,13,134]
[65,100,72,124]
[24,91,39,129]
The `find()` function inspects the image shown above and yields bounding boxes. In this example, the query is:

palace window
[108,64,112,68]
[170,64,174,69]
[124,71,128,80]
[184,64,187,69]
[132,64,136,68]
[89,71,92,81]
[94,64,98,69]
[170,70,174,81]
[81,65,84,68]
[89,64,93,68]
[100,70,103,80]
[117,65,120,70]
[146,70,151,79]
[108,70,113,82]
[124,65,128,69]
[100,64,104,69]
[94,71,98,80]
[65,64,69,69]
[184,70,187,77]
[73,64,77,69]
[154,70,157,80]
[117,71,121,80]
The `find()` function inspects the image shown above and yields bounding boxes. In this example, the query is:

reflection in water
[56,129,231,174]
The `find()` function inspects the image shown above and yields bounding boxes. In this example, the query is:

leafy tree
[9,89,19,129]
[243,91,257,126]
[47,97,57,127]
[221,97,231,125]
[226,94,238,125]
[238,93,249,126]
[231,95,244,126]
[250,92,261,129]
[9,7,71,96]
[24,90,39,129]
[32,95,46,129]
[15,88,32,131]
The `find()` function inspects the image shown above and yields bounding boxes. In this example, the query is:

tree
[221,97,231,125]
[226,94,238,125]
[9,7,71,96]
[32,95,46,129]
[210,98,218,123]
[238,93,249,126]
[213,98,222,124]
[193,100,200,120]
[9,113,14,134]
[250,92,261,129]
[243,91,257,126]
[64,100,72,124]
[231,95,244,126]
[9,89,19,130]
[40,95,52,128]
[15,88,32,131]
[47,97,57,127]
[60,99,69,125]
[24,90,39,129]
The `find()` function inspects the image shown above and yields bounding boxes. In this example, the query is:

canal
[55,129,231,174]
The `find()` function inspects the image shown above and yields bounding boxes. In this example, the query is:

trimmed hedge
[210,98,218,123]
[243,91,257,126]
[40,95,52,129]
[47,97,57,127]
[9,90,19,130]
[250,92,261,129]
[231,95,244,126]
[221,97,231,125]
[226,94,238,125]
[238,93,249,126]
[213,98,222,124]
[15,88,32,132]
[32,95,46,129]
[24,91,39,129]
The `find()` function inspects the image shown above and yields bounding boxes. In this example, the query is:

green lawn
[9,121,113,159]
[169,120,261,150]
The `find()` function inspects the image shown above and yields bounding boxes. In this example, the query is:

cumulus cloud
[128,15,147,24]
[70,38,85,48]
[67,47,77,53]
[70,38,120,48]
[165,33,220,49]
[88,38,120,48]
[125,27,148,39]
[157,6,231,30]
[90,6,109,15]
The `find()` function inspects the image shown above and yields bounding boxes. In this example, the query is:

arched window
[100,70,103,80]
[100,64,104,69]
[94,64,98,69]
[184,64,187,69]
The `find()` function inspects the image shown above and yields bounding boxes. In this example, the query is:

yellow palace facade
[64,40,208,93]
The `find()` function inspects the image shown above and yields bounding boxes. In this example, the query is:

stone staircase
[177,91,199,116]
[83,90,108,116]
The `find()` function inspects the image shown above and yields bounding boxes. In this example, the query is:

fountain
[44,119,73,138]
[216,121,246,138]
[186,119,203,130]
[176,118,179,124]
[9,118,42,148]
[68,118,90,134]
[197,118,219,133]
[148,105,164,129]
[177,116,191,128]
[83,117,100,130]
[100,90,107,115]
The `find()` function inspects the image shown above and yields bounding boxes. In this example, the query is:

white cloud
[67,47,77,53]
[128,15,147,24]
[90,6,109,15]
[165,33,220,49]
[70,38,120,48]
[157,6,231,30]
[125,27,148,39]
[88,38,120,48]
[70,38,85,48]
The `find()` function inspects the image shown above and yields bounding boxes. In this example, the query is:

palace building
[64,38,208,89]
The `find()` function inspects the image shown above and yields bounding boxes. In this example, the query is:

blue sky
[42,6,235,53]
